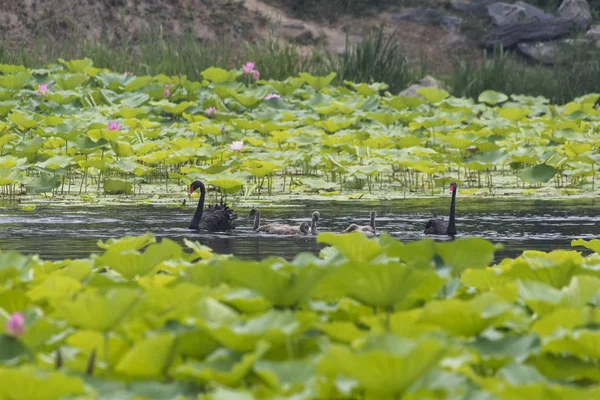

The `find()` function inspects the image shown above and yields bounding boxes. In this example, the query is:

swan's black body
[188,180,236,232]
[424,182,457,236]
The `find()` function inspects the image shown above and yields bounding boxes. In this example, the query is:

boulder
[391,8,463,32]
[486,1,554,26]
[485,17,574,48]
[517,38,589,63]
[450,0,497,17]
[399,76,444,98]
[585,25,600,41]
[280,22,318,45]
[558,0,593,30]
[441,32,471,51]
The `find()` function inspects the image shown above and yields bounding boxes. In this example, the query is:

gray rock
[558,0,593,30]
[399,76,444,98]
[450,0,497,17]
[392,8,463,32]
[485,17,574,48]
[441,32,471,51]
[585,25,600,41]
[487,1,554,26]
[518,38,590,64]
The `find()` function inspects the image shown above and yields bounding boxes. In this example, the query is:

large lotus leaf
[82,377,196,400]
[319,334,446,398]
[435,238,498,277]
[26,275,82,307]
[37,155,73,170]
[97,233,156,251]
[254,359,315,390]
[531,308,592,337]
[518,164,556,184]
[317,232,383,263]
[0,367,86,400]
[470,334,541,370]
[173,344,269,386]
[480,378,600,400]
[417,87,449,103]
[0,334,29,363]
[55,287,140,331]
[103,178,133,195]
[0,251,32,284]
[500,250,582,288]
[9,112,37,129]
[300,72,336,91]
[141,283,203,326]
[0,72,31,90]
[203,310,315,352]
[323,262,445,309]
[571,238,600,255]
[530,353,600,383]
[96,238,182,279]
[461,268,513,292]
[115,333,175,378]
[201,67,241,83]
[519,275,600,315]
[207,178,244,194]
[25,172,60,194]
[543,329,600,361]
[219,288,272,314]
[59,57,93,72]
[418,292,518,337]
[222,260,330,307]
[478,90,508,106]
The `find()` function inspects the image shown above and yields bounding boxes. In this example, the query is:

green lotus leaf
[324,261,445,309]
[500,250,582,288]
[435,238,498,277]
[530,353,600,382]
[0,167,25,186]
[82,378,196,400]
[201,67,242,83]
[220,289,272,314]
[9,112,37,129]
[25,172,60,193]
[96,238,182,279]
[418,292,515,337]
[59,57,93,72]
[0,72,32,90]
[319,334,446,398]
[27,275,82,306]
[543,329,600,361]
[52,73,89,90]
[470,334,541,367]
[123,76,153,91]
[344,81,388,96]
[38,155,73,170]
[222,260,330,307]
[0,64,27,74]
[300,72,336,91]
[254,358,315,390]
[55,287,140,331]
[0,334,29,363]
[161,101,195,115]
[207,178,244,194]
[416,87,450,103]
[571,238,600,255]
[317,232,383,263]
[518,164,556,184]
[0,367,86,400]
[204,309,315,352]
[478,90,509,106]
[173,343,269,386]
[115,333,175,378]
[97,232,156,251]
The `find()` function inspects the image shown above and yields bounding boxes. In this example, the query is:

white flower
[230,140,244,152]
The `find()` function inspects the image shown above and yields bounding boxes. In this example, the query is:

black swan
[424,182,457,236]
[342,211,376,237]
[250,208,311,235]
[310,211,320,235]
[188,180,236,232]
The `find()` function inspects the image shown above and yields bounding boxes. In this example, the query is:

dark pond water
[0,197,599,263]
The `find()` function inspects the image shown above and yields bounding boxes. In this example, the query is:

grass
[3,25,600,104]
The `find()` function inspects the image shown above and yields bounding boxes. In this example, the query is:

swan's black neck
[252,210,260,231]
[447,186,457,235]
[189,182,206,230]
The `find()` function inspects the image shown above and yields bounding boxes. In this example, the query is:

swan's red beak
[189,186,195,194]
[449,185,455,193]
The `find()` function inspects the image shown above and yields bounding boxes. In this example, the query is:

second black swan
[424,182,457,236]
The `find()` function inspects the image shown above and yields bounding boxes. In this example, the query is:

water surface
[0,198,598,262]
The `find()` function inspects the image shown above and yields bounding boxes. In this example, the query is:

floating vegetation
[2,232,600,398]
[0,59,599,205]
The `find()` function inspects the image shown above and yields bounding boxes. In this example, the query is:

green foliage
[0,232,599,398]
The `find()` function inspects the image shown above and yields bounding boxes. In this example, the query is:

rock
[487,1,554,26]
[450,0,497,17]
[558,0,593,30]
[485,17,574,48]
[391,8,463,32]
[399,76,444,98]
[280,22,317,45]
[441,32,471,51]
[585,24,600,41]
[518,38,589,64]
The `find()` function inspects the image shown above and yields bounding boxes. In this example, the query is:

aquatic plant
[0,59,599,201]
[1,233,600,398]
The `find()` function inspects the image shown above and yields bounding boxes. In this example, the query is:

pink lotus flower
[107,121,121,131]
[230,140,244,152]
[251,70,260,80]
[5,312,25,337]
[205,107,216,117]
[36,83,48,97]
[242,62,255,75]
[265,93,280,100]
[163,84,173,98]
